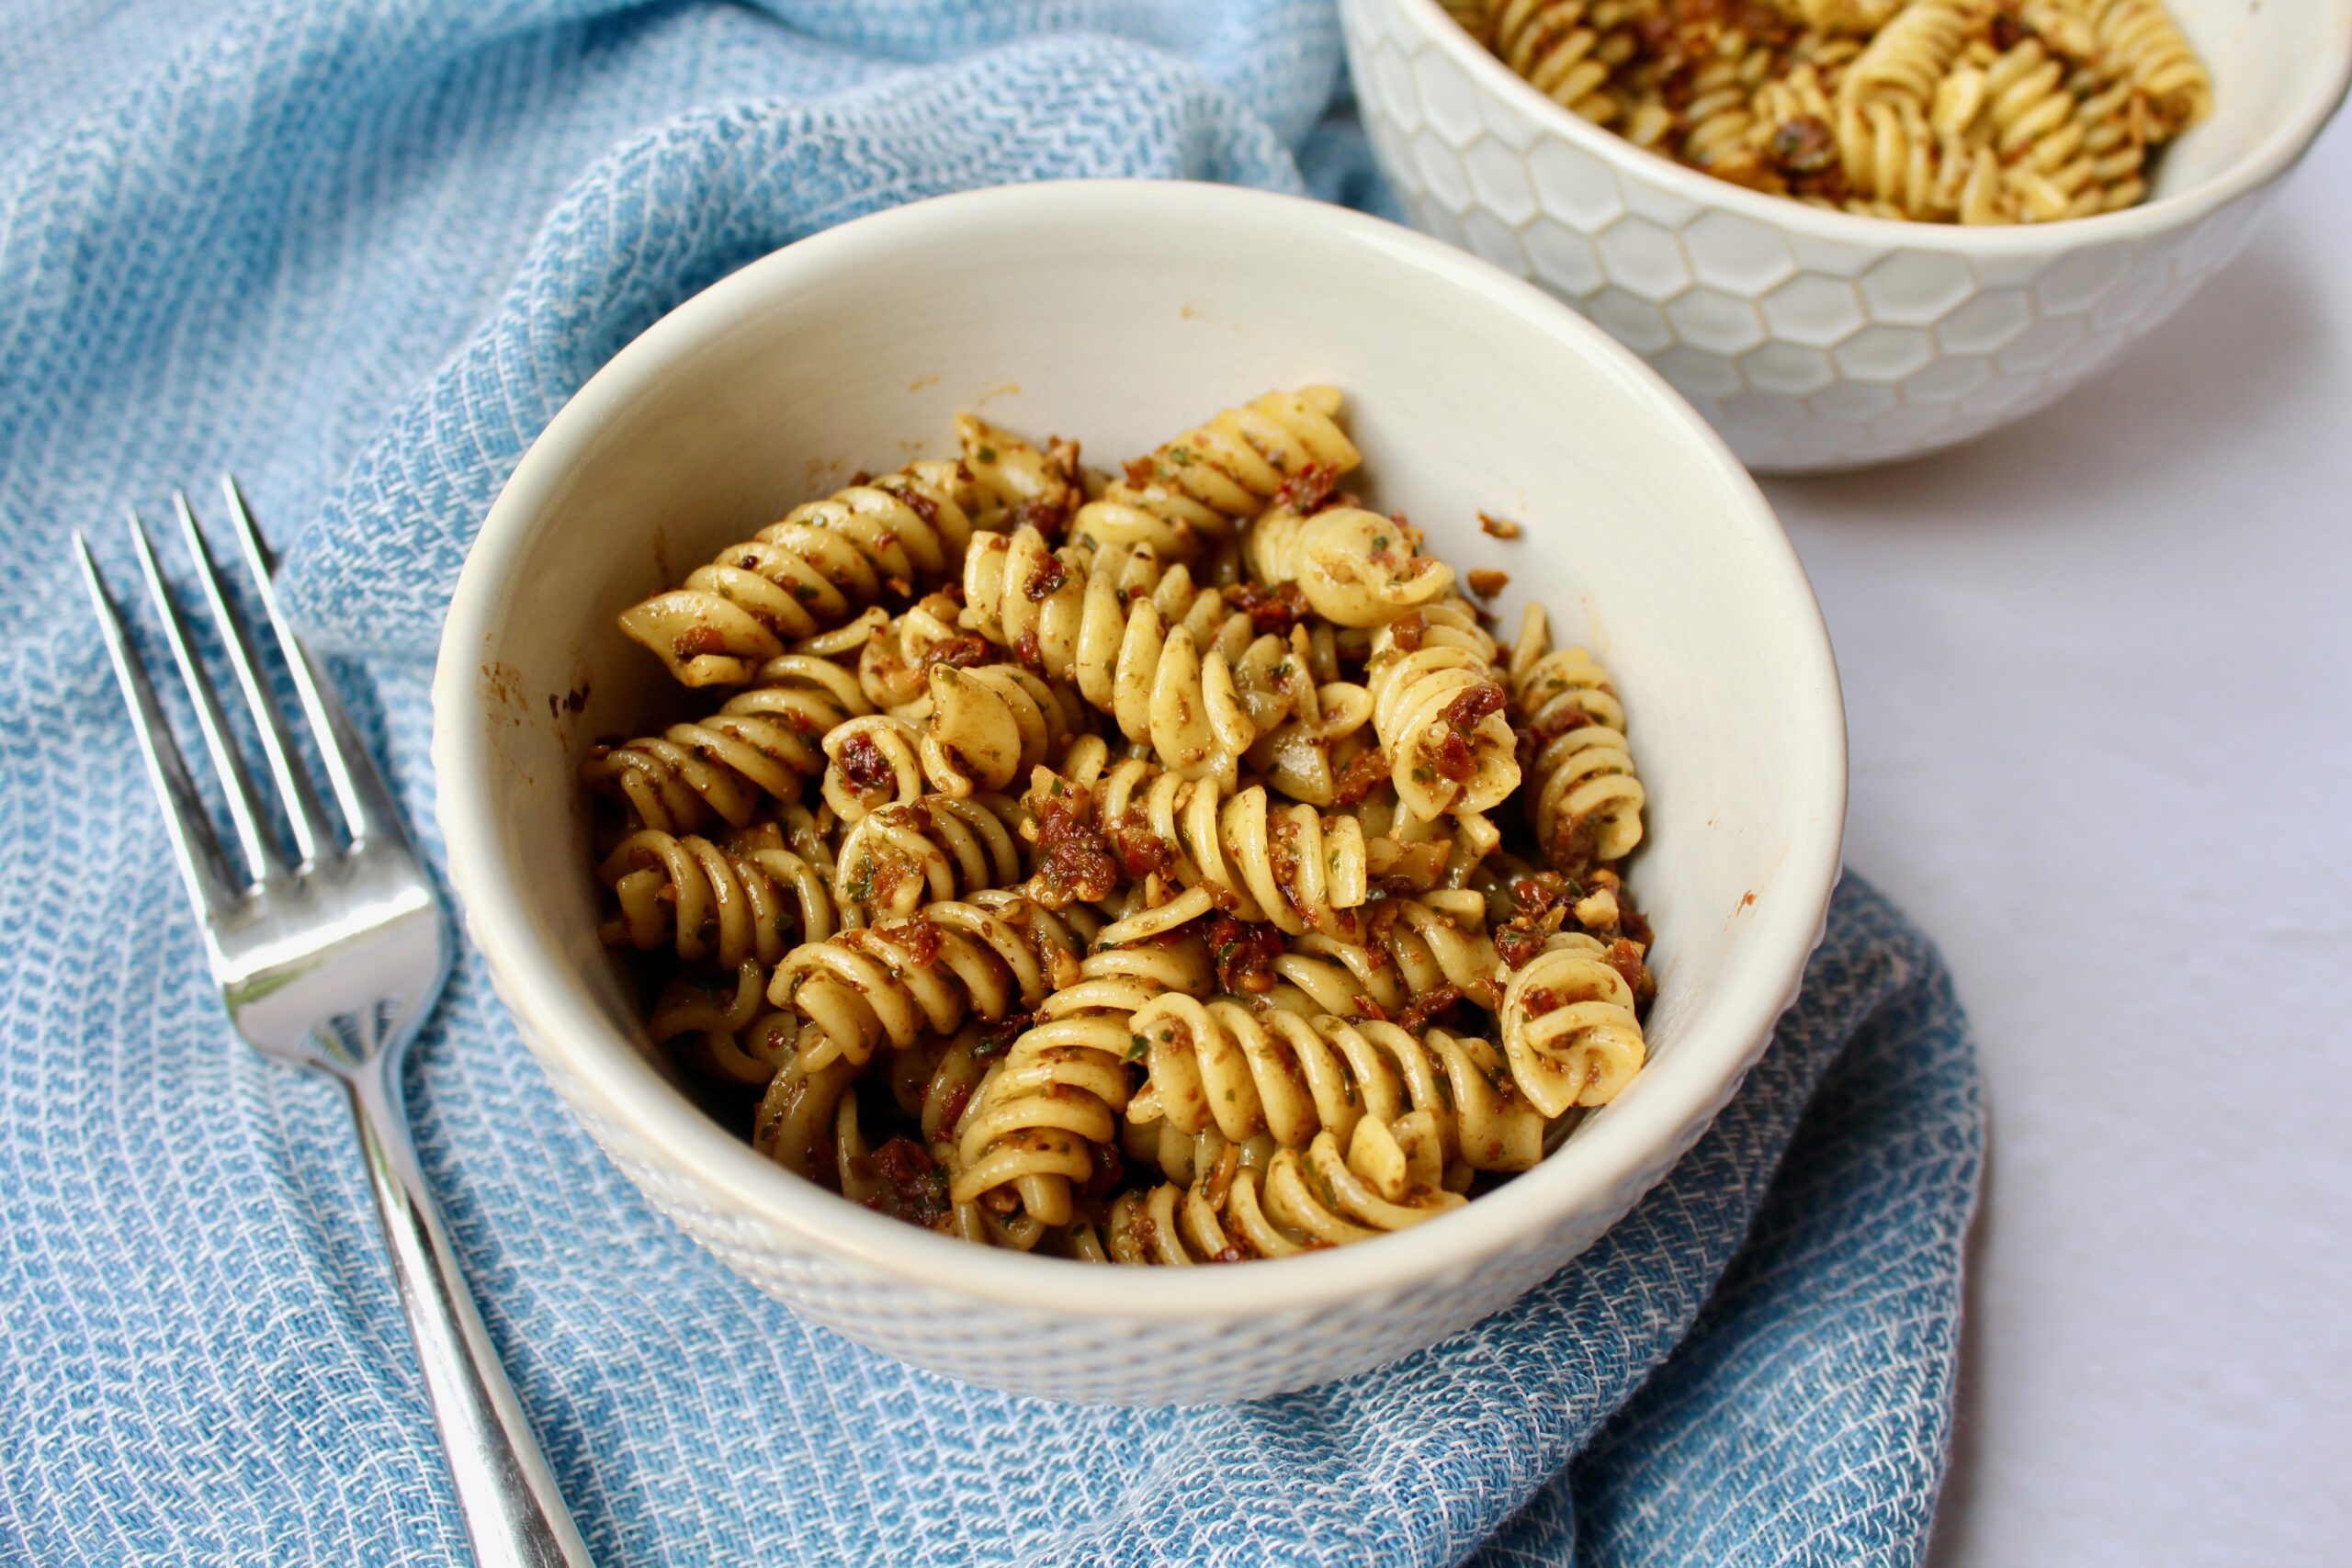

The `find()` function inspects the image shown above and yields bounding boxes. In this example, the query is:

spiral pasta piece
[964,528,1249,778]
[964,525,1354,784]
[1680,54,1769,178]
[1366,601,1520,822]
[1119,1120,1277,1193]
[1838,96,1927,212]
[1245,656,1377,809]
[844,591,970,714]
[1965,37,2145,220]
[655,989,792,1088]
[820,713,927,823]
[831,793,1028,927]
[619,459,989,686]
[1241,506,1456,627]
[751,1022,866,1178]
[1499,932,1647,1117]
[1069,388,1361,561]
[1272,891,1507,1017]
[637,972,772,1105]
[746,1025,1046,1250]
[950,938,1213,1227]
[580,654,870,833]
[1354,787,1502,894]
[896,1027,1056,1249]
[958,413,1082,534]
[1241,507,1456,628]
[1085,1111,1465,1264]
[772,893,1091,1071]
[1126,992,1547,1175]
[1040,740,1370,939]
[1488,0,1639,125]
[920,660,1090,796]
[1843,0,1977,104]
[2087,0,2211,135]
[1509,604,1645,873]
[596,823,837,970]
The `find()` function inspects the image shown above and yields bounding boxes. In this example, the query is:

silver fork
[74,479,593,1568]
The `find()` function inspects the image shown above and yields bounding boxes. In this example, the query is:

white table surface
[1758,115,2352,1568]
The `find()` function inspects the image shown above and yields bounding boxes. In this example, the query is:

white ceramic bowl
[431,180,1846,1405]
[1344,0,2352,474]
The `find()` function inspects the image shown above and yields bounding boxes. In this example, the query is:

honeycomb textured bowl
[432,181,1847,1406]
[1343,0,2352,474]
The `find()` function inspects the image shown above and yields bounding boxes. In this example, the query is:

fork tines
[74,479,391,911]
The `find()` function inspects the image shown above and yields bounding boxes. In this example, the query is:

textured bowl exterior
[433,181,1848,1408]
[1341,0,2327,474]
[487,963,1758,1405]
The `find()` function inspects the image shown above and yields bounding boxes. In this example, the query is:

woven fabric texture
[0,3,1983,1562]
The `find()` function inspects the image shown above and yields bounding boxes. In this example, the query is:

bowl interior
[439,182,1844,1303]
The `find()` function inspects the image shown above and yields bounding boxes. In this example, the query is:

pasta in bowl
[582,388,1664,1262]
[433,181,1845,1404]
[1343,0,2352,470]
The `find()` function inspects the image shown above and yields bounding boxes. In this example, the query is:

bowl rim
[1381,0,2352,251]
[432,177,1849,1320]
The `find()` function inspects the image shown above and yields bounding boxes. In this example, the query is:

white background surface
[1759,117,2352,1567]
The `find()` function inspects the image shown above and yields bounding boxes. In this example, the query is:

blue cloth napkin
[0,4,1984,1562]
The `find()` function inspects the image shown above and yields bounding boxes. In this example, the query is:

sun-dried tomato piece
[895,483,940,527]
[1206,913,1283,995]
[1545,813,1602,881]
[1109,813,1174,882]
[1080,1139,1125,1201]
[1493,920,1547,972]
[919,632,997,671]
[932,1078,976,1135]
[1024,553,1068,601]
[1272,461,1340,514]
[836,733,894,791]
[1329,748,1391,808]
[1430,728,1478,784]
[1395,984,1464,1033]
[1440,681,1507,735]
[901,920,944,969]
[1012,495,1071,541]
[863,1136,949,1228]
[1221,579,1309,639]
[1035,794,1122,905]
[672,625,728,660]
[1606,939,1651,1001]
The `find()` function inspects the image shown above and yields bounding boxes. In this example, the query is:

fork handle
[345,1070,596,1568]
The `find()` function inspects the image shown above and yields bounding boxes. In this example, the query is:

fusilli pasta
[1458,0,2211,223]
[1509,604,1645,874]
[1366,600,1521,821]
[1070,1111,1465,1264]
[1069,387,1361,561]
[580,654,869,833]
[586,392,1658,1264]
